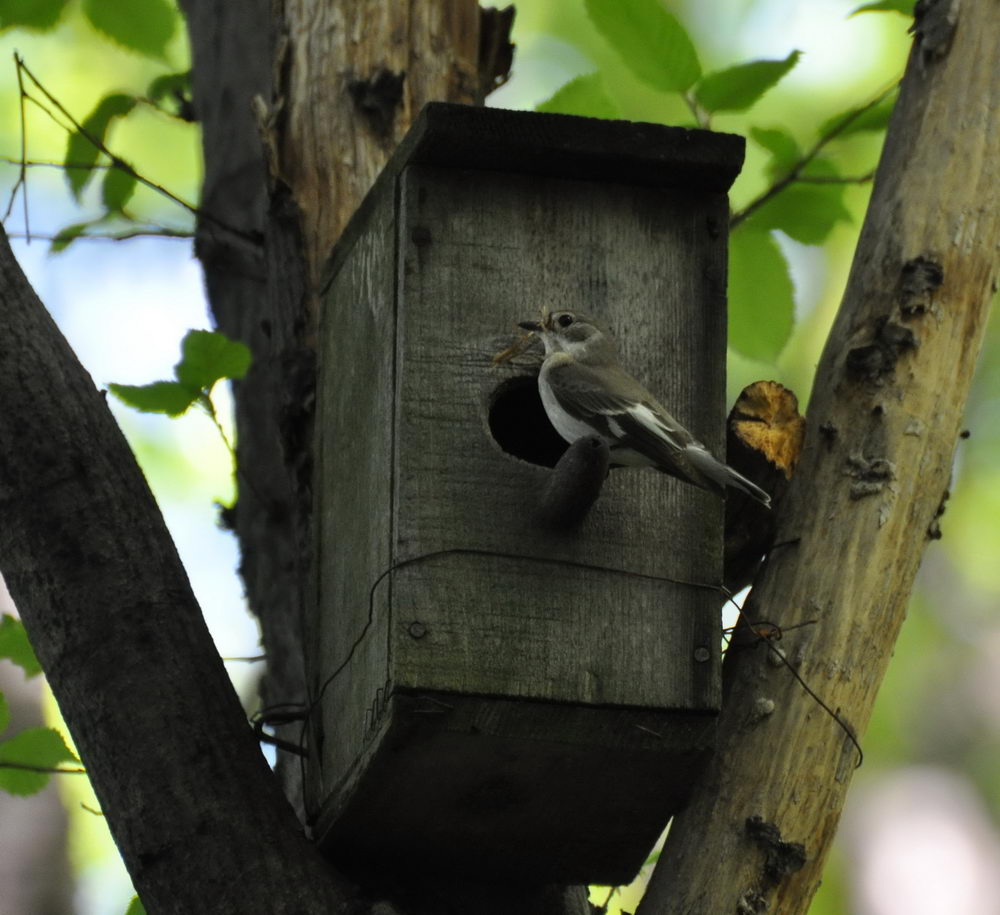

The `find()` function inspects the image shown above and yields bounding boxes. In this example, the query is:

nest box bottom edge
[312,689,717,885]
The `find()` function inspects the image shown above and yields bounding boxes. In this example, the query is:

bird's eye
[557,313,574,328]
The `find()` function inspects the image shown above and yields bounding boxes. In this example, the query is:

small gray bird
[517,310,771,508]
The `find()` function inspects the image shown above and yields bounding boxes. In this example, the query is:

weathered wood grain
[391,165,725,711]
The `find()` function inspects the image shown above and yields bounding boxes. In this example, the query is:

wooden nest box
[310,103,744,885]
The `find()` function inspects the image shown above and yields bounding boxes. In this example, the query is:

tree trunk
[641,1,999,911]
[0,228,351,913]
[276,0,480,282]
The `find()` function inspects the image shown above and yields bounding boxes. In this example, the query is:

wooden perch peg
[724,380,806,592]
[537,435,611,529]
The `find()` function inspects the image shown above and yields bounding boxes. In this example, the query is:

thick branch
[0,228,351,913]
[644,1,999,912]
[275,0,480,282]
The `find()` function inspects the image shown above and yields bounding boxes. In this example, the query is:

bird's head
[518,310,618,365]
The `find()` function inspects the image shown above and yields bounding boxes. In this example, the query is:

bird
[516,309,772,508]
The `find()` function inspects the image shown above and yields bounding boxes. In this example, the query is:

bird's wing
[545,358,771,505]
[544,360,696,461]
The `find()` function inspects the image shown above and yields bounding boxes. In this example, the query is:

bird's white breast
[538,363,599,445]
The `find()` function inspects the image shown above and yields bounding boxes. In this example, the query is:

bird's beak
[518,320,542,332]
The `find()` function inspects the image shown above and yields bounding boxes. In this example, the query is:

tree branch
[643,1,998,911]
[0,761,86,775]
[795,171,875,185]
[12,55,258,246]
[730,84,895,230]
[6,230,193,242]
[0,226,351,913]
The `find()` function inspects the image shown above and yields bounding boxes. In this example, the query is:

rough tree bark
[0,229,351,913]
[641,1,999,912]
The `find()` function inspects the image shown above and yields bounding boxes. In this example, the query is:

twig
[682,90,709,129]
[7,229,194,242]
[795,171,875,185]
[2,156,115,170]
[198,394,270,511]
[12,54,259,245]
[0,760,86,775]
[3,58,30,227]
[22,91,76,134]
[16,54,27,235]
[730,83,897,230]
[16,55,196,214]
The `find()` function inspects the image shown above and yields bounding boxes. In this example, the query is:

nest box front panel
[390,163,726,712]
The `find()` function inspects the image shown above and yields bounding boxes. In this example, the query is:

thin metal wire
[252,543,863,822]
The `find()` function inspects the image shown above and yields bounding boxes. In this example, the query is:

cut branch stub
[724,380,805,593]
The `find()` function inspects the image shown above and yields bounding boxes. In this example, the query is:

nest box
[310,103,744,885]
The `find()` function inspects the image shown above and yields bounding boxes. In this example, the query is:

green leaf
[750,127,801,177]
[0,0,70,30]
[852,0,915,15]
[585,0,701,92]
[799,156,839,180]
[694,50,801,113]
[536,73,619,120]
[0,615,41,677]
[147,70,191,101]
[174,330,252,391]
[0,692,9,735]
[819,91,897,140]
[728,228,795,362]
[102,166,138,213]
[0,727,79,796]
[65,93,137,199]
[82,0,177,59]
[111,331,251,418]
[49,220,94,254]
[108,381,199,416]
[125,897,147,915]
[748,181,852,245]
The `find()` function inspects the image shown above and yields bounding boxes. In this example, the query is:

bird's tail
[685,445,772,509]
[723,466,772,509]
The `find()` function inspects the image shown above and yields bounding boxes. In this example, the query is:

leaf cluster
[2,0,195,250]
[50,65,194,251]
[109,329,252,417]
[534,0,909,363]
[0,615,80,796]
[1,0,179,59]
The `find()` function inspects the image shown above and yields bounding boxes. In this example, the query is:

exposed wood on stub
[724,380,805,593]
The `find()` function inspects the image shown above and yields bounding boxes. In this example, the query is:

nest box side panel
[390,163,727,712]
[313,184,397,807]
